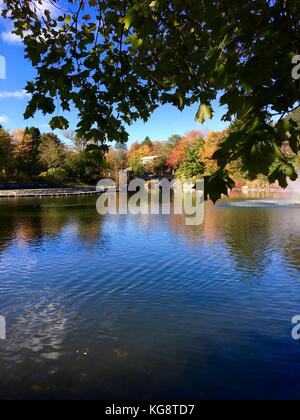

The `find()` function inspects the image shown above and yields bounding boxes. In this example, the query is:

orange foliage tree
[11,129,33,158]
[198,130,228,176]
[199,129,247,181]
[136,144,153,158]
[127,142,154,174]
[127,142,153,160]
[168,130,202,170]
[11,129,34,175]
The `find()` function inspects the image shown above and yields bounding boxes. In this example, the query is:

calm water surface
[0,191,300,400]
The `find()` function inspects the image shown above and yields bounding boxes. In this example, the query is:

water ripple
[0,194,300,399]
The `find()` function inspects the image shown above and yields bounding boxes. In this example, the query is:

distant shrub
[39,168,67,183]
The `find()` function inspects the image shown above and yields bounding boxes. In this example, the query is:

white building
[140,156,161,165]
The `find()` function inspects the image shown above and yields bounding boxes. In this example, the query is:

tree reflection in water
[1,193,300,274]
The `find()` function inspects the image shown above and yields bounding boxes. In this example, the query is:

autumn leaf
[195,104,213,124]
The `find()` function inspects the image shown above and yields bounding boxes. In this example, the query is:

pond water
[0,191,300,400]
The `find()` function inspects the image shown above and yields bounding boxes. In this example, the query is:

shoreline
[232,187,284,193]
[0,185,293,199]
[0,187,100,198]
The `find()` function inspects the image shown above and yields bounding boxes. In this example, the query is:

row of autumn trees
[1,124,299,186]
[108,128,300,188]
[1,125,244,184]
[107,131,248,182]
[0,126,103,183]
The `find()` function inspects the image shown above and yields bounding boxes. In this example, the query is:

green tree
[3,1,300,200]
[24,126,41,174]
[65,151,102,182]
[130,156,144,175]
[141,137,153,149]
[0,126,13,176]
[39,133,67,170]
[177,140,205,180]
[25,126,41,147]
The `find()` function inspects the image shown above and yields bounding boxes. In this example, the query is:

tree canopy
[2,0,300,200]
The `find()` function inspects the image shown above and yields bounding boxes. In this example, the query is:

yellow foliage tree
[11,129,33,159]
[11,129,34,175]
[198,131,227,175]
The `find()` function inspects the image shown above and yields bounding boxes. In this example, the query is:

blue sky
[0,1,229,145]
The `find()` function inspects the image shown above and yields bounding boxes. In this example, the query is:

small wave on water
[219,199,300,208]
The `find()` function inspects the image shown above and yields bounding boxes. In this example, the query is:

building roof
[141,155,161,163]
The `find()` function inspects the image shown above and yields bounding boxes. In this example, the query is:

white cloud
[0,115,9,124]
[0,0,58,15]
[1,31,23,45]
[0,90,31,100]
[34,0,58,16]
[1,1,60,45]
